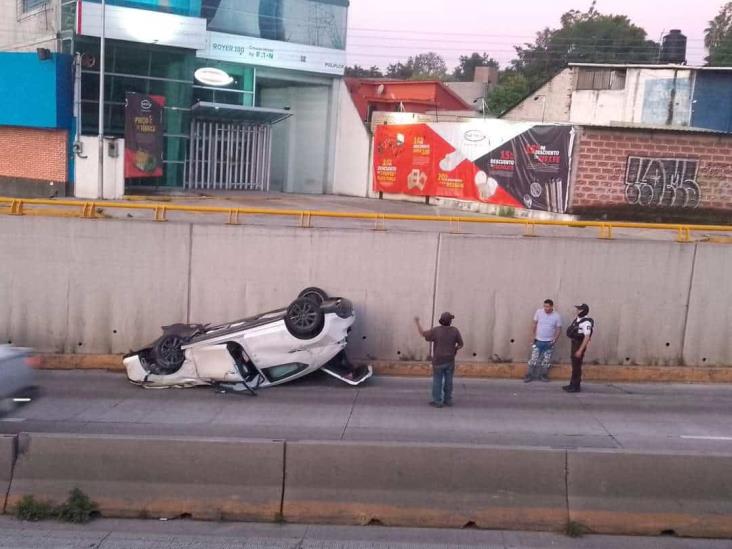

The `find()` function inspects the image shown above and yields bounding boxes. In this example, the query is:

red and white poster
[373,122,574,212]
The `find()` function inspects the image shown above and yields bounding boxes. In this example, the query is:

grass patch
[15,496,55,521]
[15,488,98,524]
[565,520,590,538]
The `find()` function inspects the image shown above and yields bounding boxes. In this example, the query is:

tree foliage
[512,1,658,89]
[452,52,499,82]
[344,65,384,78]
[706,2,732,65]
[386,52,448,80]
[486,1,658,114]
[487,72,531,116]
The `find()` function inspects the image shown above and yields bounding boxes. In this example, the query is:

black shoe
[429,401,444,408]
[444,400,453,407]
[563,386,581,393]
[562,385,572,391]
[523,376,534,383]
[540,375,550,382]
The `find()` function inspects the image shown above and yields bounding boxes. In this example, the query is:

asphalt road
[2,371,732,454]
[0,517,728,549]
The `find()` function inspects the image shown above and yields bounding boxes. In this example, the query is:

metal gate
[185,120,272,191]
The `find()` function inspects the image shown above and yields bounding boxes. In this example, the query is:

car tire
[152,333,186,374]
[297,287,329,305]
[285,297,325,339]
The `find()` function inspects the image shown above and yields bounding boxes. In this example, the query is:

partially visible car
[123,287,373,393]
[0,345,39,414]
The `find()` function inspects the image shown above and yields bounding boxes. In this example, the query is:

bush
[56,488,99,524]
[15,496,55,521]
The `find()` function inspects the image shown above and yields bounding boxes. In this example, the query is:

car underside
[123,288,373,393]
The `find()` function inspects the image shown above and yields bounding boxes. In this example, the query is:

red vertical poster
[125,92,165,178]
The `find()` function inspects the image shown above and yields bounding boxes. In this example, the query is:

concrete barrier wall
[0,435,16,513]
[1,433,731,537]
[189,225,439,361]
[683,244,732,367]
[434,234,696,365]
[283,441,568,530]
[0,217,191,354]
[1,215,728,365]
[7,433,284,521]
[568,449,732,538]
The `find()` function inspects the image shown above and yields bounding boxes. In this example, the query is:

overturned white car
[124,288,372,393]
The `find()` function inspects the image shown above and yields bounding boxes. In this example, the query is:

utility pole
[97,0,106,199]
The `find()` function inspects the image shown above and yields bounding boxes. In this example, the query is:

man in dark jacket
[563,303,593,393]
[415,312,463,408]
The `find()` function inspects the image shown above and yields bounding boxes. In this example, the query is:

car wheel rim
[289,301,319,330]
[160,336,183,365]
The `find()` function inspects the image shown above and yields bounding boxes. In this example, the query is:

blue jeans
[527,340,554,379]
[432,362,455,404]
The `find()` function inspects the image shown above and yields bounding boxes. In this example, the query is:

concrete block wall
[572,127,732,212]
[1,215,730,366]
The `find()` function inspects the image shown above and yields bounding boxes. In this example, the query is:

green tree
[486,72,531,116]
[345,65,384,78]
[386,52,448,80]
[706,2,732,65]
[512,1,658,88]
[451,52,499,82]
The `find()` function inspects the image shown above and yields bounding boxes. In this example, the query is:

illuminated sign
[194,67,234,87]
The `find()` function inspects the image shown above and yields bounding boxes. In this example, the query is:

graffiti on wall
[624,156,701,208]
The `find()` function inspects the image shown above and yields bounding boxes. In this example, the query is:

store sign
[373,122,574,213]
[78,1,207,50]
[199,32,346,76]
[125,93,165,179]
[194,67,234,87]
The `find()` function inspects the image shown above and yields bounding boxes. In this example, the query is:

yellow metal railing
[1,196,730,242]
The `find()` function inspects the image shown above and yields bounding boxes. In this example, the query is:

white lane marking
[0,418,26,423]
[681,436,732,441]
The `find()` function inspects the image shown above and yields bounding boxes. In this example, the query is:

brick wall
[0,126,68,183]
[572,128,732,213]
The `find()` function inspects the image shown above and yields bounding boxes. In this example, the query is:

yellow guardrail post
[373,214,386,231]
[9,200,24,216]
[154,206,168,222]
[599,224,614,240]
[523,222,537,237]
[449,217,462,234]
[299,211,312,228]
[676,226,692,243]
[81,202,97,219]
[227,209,240,225]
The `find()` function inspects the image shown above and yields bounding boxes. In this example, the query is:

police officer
[563,303,593,393]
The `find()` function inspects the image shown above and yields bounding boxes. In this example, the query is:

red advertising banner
[124,93,165,179]
[373,122,573,212]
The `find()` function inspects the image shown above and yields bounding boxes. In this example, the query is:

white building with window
[501,63,732,133]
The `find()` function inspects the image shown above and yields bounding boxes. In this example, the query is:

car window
[264,363,307,382]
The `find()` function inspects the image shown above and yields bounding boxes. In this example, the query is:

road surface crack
[340,389,360,440]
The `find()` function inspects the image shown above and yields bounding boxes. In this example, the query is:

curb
[37,355,732,383]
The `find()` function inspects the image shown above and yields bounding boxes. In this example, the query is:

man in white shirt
[524,299,562,383]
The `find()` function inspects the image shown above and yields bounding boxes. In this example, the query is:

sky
[346,0,724,71]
